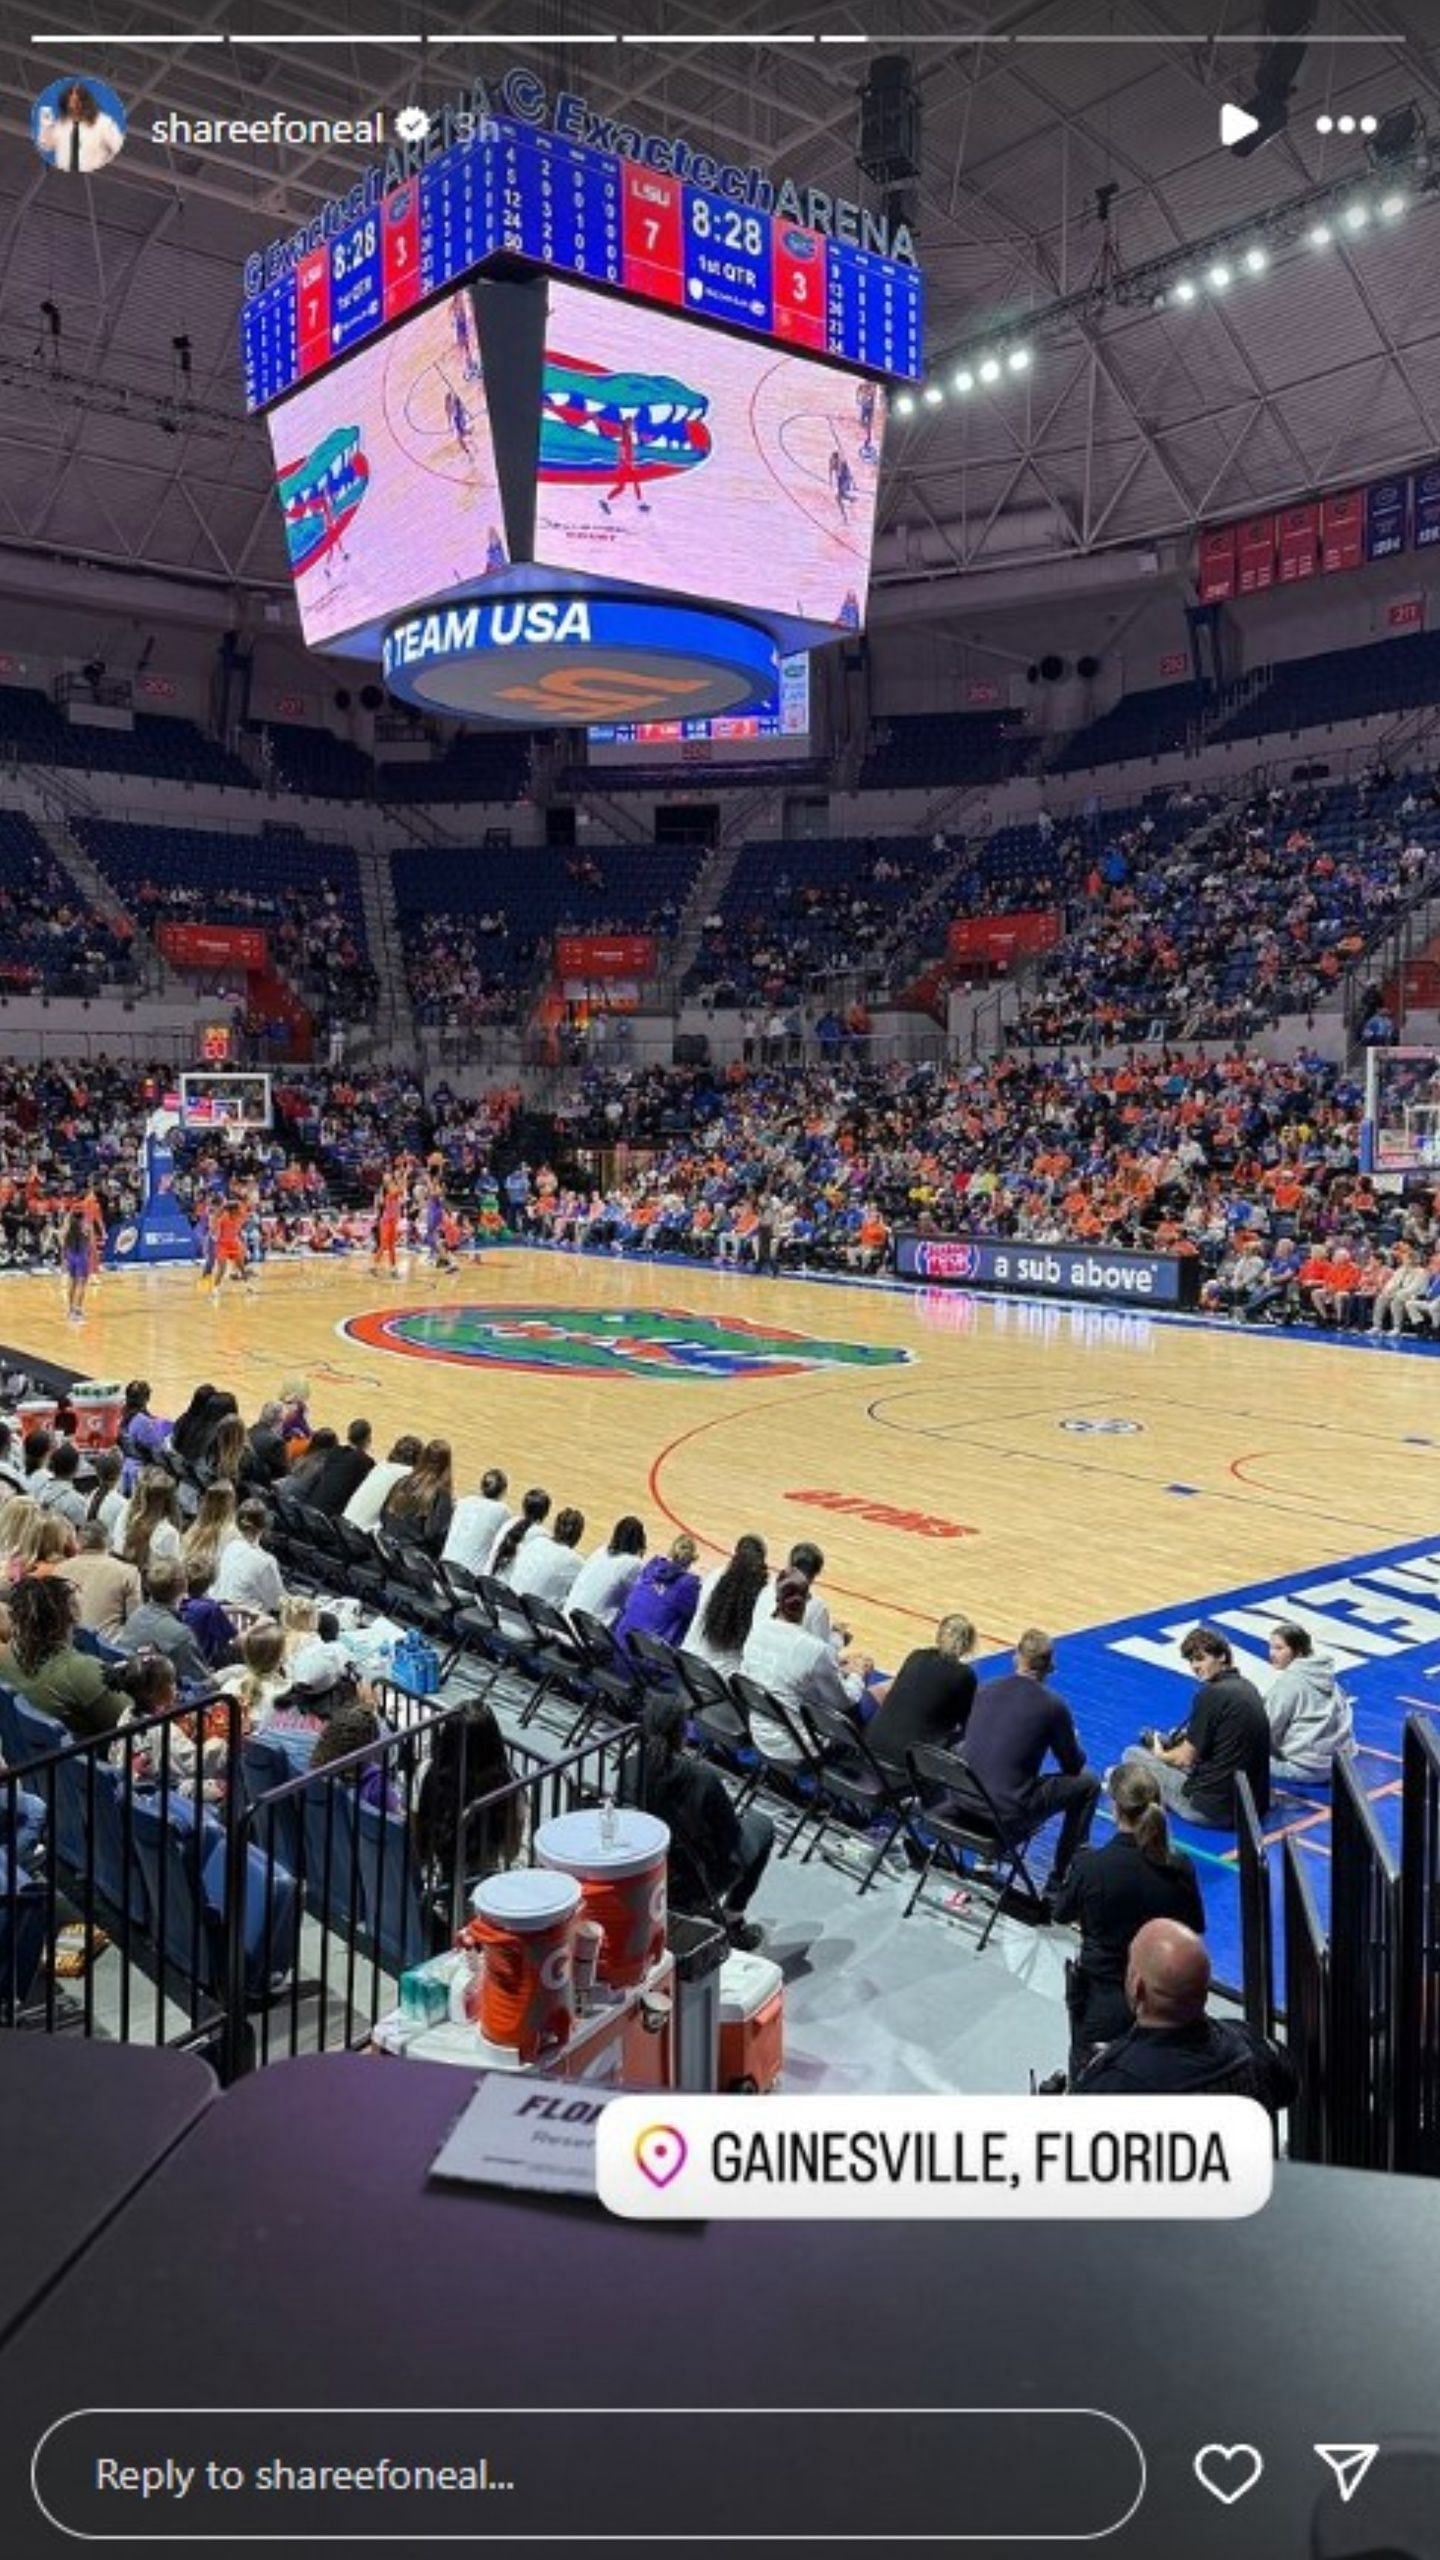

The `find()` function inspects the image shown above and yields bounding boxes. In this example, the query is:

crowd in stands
[0,1371,1334,2097]
[1018,777,1440,1045]
[0,813,137,994]
[397,844,697,1030]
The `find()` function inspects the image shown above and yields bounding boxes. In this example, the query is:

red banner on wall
[1320,489,1364,573]
[1277,502,1320,582]
[947,911,1063,966]
[157,922,269,972]
[1197,525,1237,602]
[1237,514,1277,593]
[553,933,658,981]
[1389,595,1426,631]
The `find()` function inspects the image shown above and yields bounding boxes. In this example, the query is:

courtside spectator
[344,1433,422,1534]
[866,1612,978,1767]
[442,1467,513,1577]
[83,1449,127,1542]
[119,1381,170,1473]
[615,1534,702,1652]
[1124,1626,1271,1825]
[114,1470,183,1571]
[566,1515,647,1625]
[624,1695,774,1950]
[65,1520,141,1640]
[739,1565,870,1764]
[115,1557,210,1687]
[508,1505,586,1607]
[963,1629,1101,1899]
[413,1700,521,1919]
[684,1534,769,1677]
[1074,1919,1298,2115]
[1051,1766,1206,2080]
[246,1399,289,1486]
[34,1440,86,1528]
[380,1437,453,1552]
[180,1564,238,1670]
[0,1574,123,1737]
[1263,1622,1355,1783]
[491,1489,552,1582]
[788,1540,847,1651]
[212,1500,285,1617]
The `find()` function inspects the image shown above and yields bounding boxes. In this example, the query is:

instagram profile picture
[33,74,127,176]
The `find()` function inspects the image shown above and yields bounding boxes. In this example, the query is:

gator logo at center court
[340,1304,912,1382]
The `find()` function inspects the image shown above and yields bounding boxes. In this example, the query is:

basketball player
[371,1174,404,1277]
[78,1183,105,1293]
[598,415,651,515]
[417,1179,456,1276]
[210,1197,253,1299]
[60,1207,91,1322]
[856,380,878,461]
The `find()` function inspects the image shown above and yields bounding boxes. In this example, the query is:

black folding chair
[515,1593,589,1728]
[729,1673,827,1855]
[562,1610,646,1744]
[332,1514,386,1604]
[673,1654,760,1794]
[904,1743,1046,1951]
[800,1698,924,1894]
[626,1630,687,1705]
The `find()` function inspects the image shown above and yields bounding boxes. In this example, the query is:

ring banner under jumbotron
[893,1232,1200,1311]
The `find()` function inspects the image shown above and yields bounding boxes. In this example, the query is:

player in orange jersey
[371,1176,404,1276]
[210,1199,252,1300]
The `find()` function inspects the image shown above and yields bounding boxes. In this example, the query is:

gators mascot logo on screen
[340,1304,911,1382]
[538,353,712,492]
[277,424,370,575]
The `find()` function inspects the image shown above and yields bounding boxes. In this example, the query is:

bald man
[1073,1919,1298,2115]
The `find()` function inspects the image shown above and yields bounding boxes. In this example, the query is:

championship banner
[553,934,658,980]
[1276,503,1319,582]
[1236,513,1277,593]
[1366,476,1409,560]
[1320,489,1364,573]
[156,922,270,972]
[947,912,1063,966]
[1414,463,1440,549]
[1196,525,1237,602]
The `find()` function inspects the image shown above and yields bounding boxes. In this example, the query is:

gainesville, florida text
[712,2129,1231,2185]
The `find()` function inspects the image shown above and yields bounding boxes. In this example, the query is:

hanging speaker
[1040,653,1066,682]
[1076,654,1100,680]
[858,56,922,186]
[333,687,352,711]
[359,682,383,711]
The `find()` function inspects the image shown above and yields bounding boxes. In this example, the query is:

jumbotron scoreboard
[244,113,923,411]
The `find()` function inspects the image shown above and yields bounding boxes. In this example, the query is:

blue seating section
[397,843,703,1022]
[0,684,251,786]
[0,809,137,991]
[685,837,927,1001]
[77,818,373,1015]
[1051,683,1204,772]
[379,729,532,805]
[858,710,1027,791]
[248,721,376,801]
[1212,630,1440,743]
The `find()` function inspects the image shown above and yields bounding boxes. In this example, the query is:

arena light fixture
[1344,198,1370,229]
[979,354,1002,383]
[1007,345,1032,372]
[952,365,975,392]
[1207,260,1234,289]
[1173,275,1199,303]
[1309,220,1334,246]
[1244,243,1270,272]
[894,390,915,416]
[922,382,943,405]
[1380,191,1407,218]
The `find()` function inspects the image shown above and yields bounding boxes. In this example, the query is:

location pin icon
[634,2124,689,2190]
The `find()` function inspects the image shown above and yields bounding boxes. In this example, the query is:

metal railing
[1328,1753,1402,2172]
[1234,1775,1275,2041]
[1281,1840,1330,2165]
[1396,1716,1440,2176]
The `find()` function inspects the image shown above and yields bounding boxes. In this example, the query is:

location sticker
[634,2124,689,2190]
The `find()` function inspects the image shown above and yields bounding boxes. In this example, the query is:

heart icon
[1194,2445,1264,2507]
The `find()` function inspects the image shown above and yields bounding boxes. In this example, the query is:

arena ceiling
[0,0,1436,614]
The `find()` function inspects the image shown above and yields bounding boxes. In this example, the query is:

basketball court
[9,1240,1439,1991]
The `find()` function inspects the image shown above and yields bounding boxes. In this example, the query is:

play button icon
[1221,102,1261,147]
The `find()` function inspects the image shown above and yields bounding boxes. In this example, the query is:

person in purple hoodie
[614,1534,701,1653]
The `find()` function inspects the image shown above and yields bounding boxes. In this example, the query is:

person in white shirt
[508,1507,586,1610]
[567,1516,647,1626]
[344,1434,422,1534]
[442,1468,514,1578]
[739,1569,873,1765]
[788,1538,848,1655]
[36,82,126,174]
[488,1487,552,1583]
[212,1499,286,1618]
[685,1533,769,1677]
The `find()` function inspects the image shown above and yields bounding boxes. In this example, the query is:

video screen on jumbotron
[266,289,506,650]
[535,280,883,630]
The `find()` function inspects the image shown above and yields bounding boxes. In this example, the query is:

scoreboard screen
[533,280,882,633]
[243,116,922,412]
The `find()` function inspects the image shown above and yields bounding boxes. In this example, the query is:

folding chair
[332,1514,386,1604]
[514,1593,589,1728]
[799,1698,923,1894]
[729,1674,826,1854]
[673,1654,760,1792]
[562,1611,646,1745]
[904,1743,1046,1951]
